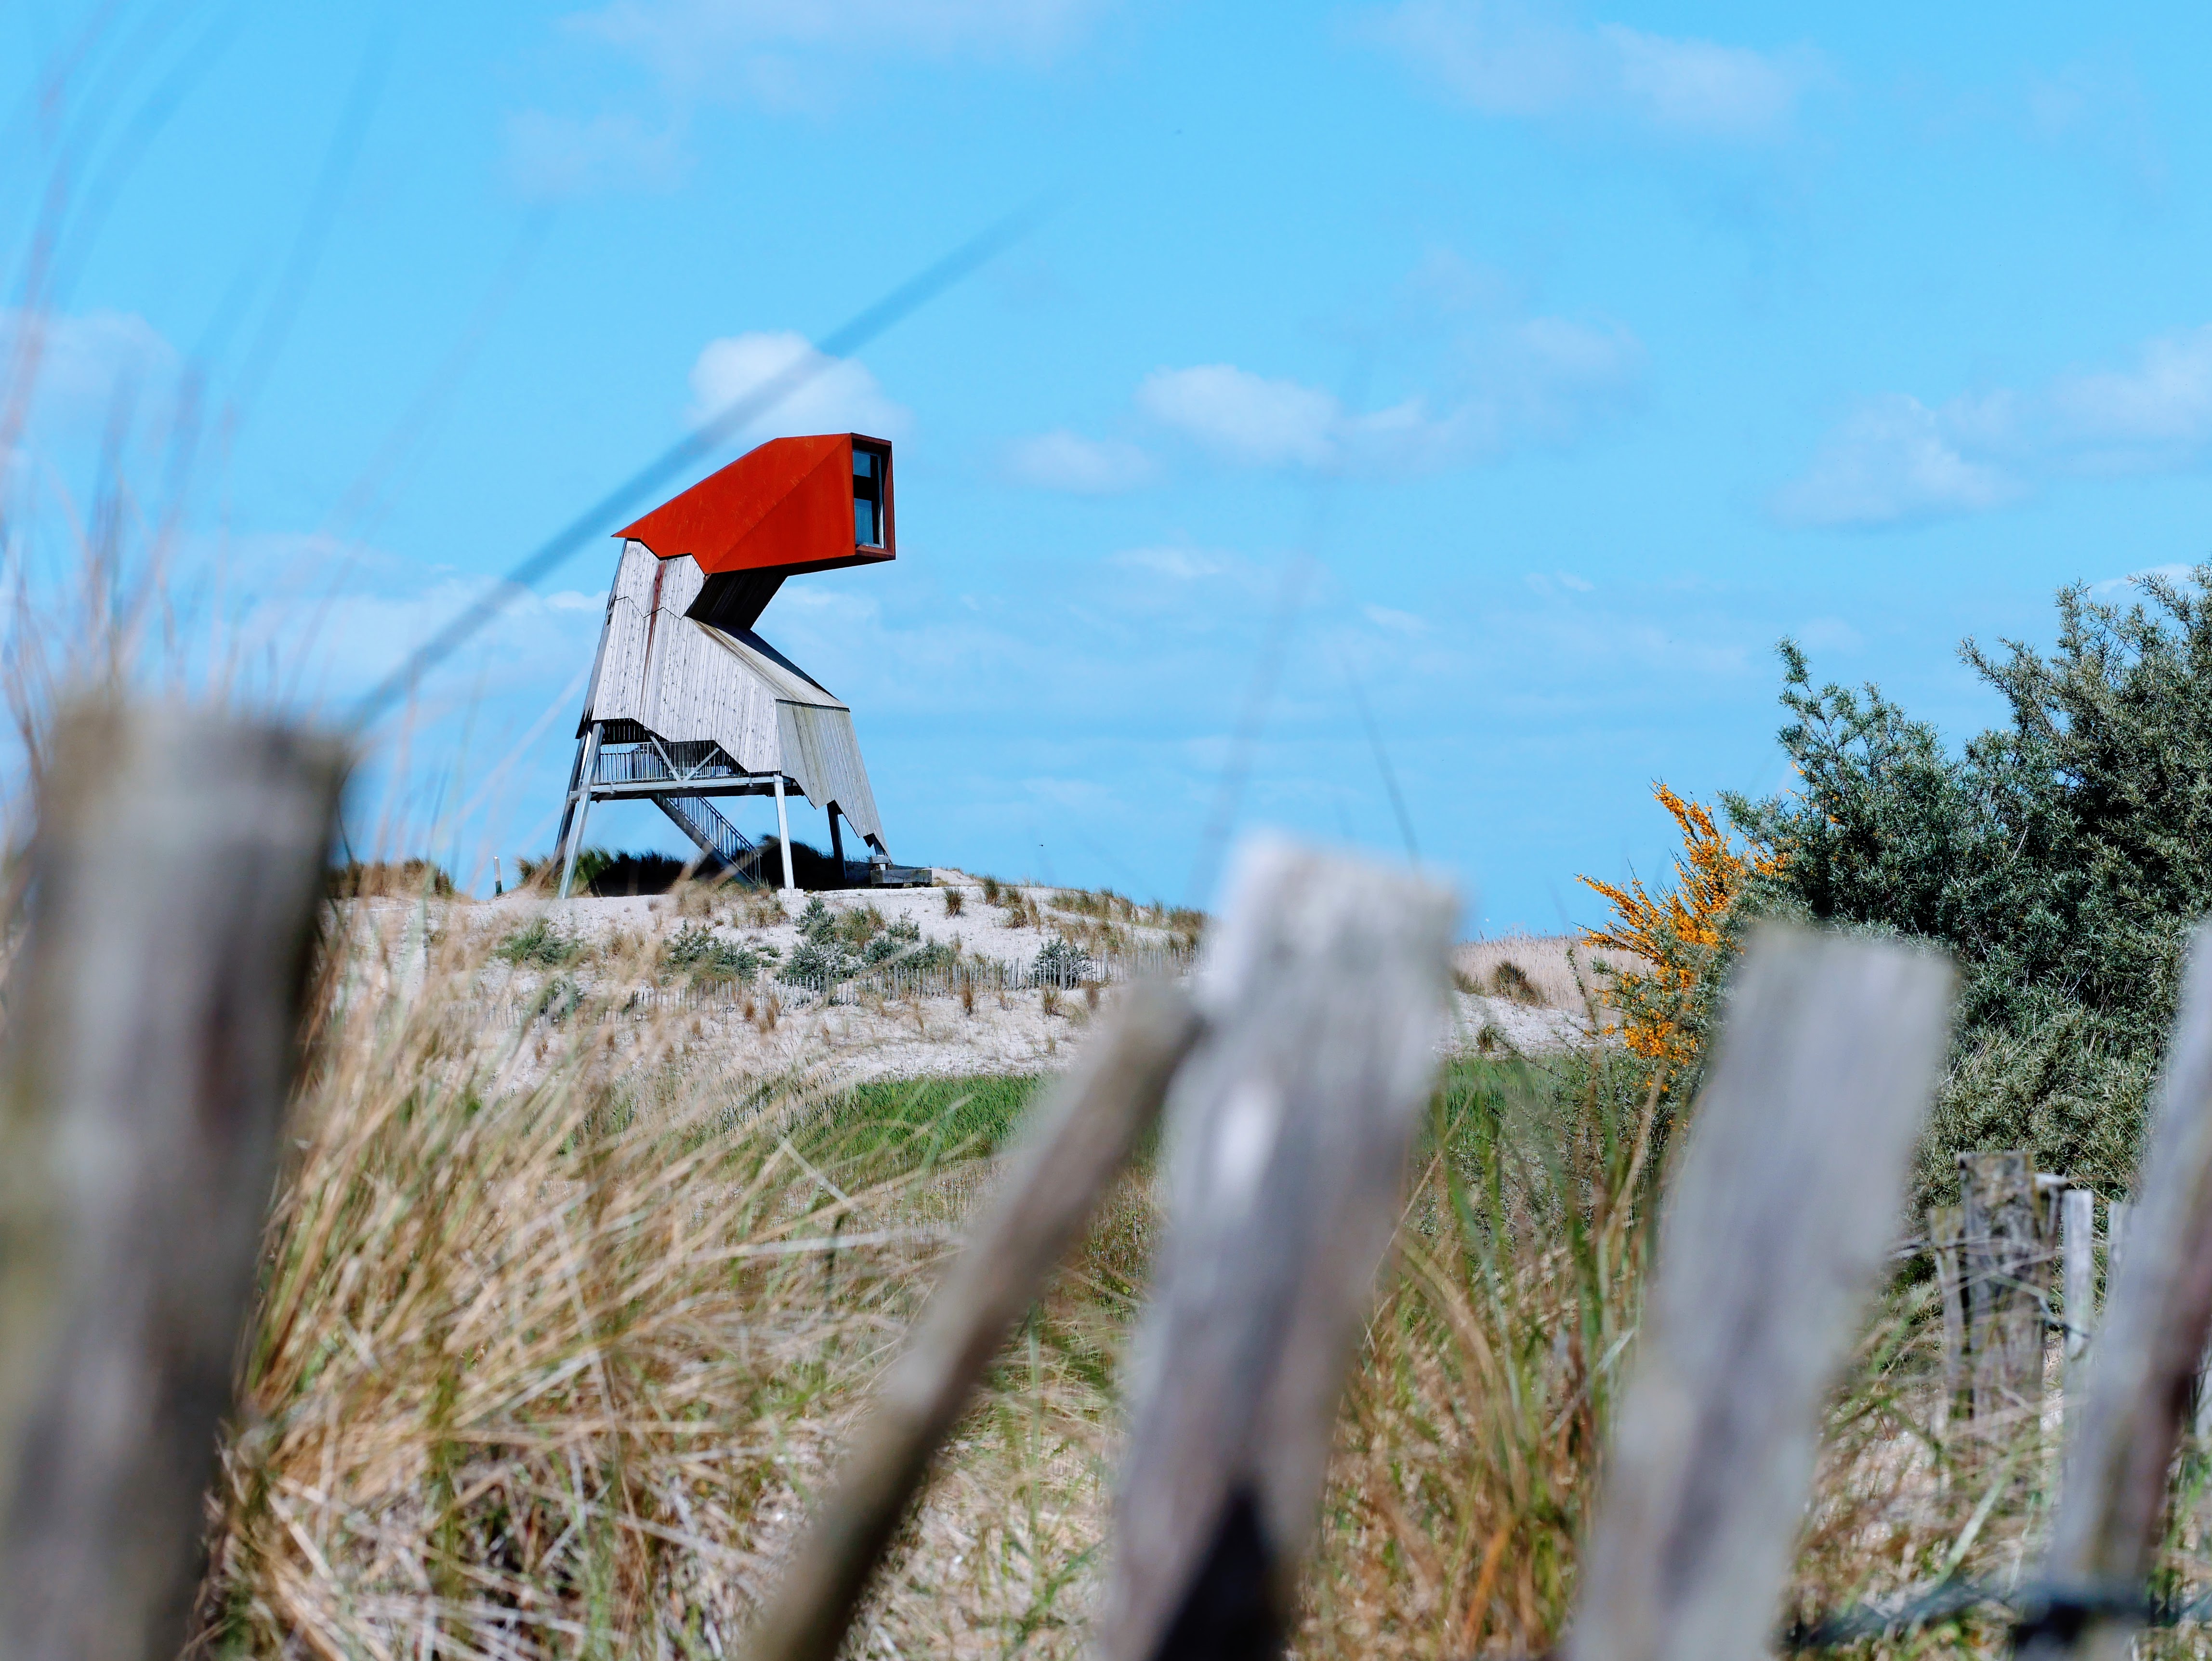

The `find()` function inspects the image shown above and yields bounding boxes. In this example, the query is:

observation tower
[552,432,920,895]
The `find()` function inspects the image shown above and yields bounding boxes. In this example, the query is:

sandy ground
[349,883,1591,1092]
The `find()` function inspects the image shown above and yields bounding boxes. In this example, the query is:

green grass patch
[796,1074,1049,1183]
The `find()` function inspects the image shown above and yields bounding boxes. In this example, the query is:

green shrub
[662,923,772,983]
[1033,936,1093,987]
[1728,568,2212,1202]
[863,916,954,971]
[496,917,582,968]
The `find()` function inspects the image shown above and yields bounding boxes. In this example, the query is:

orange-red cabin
[614,432,894,636]
[553,433,918,893]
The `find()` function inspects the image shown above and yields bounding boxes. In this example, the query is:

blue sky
[6,2,2212,929]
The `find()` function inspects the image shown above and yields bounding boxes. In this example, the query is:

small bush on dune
[662,921,773,982]
[495,915,582,967]
[837,901,887,948]
[1033,936,1093,987]
[864,915,954,971]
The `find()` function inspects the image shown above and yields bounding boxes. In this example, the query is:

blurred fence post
[1561,925,1954,1661]
[742,982,1203,1661]
[0,701,344,1661]
[2024,923,2212,1661]
[1101,839,1456,1661]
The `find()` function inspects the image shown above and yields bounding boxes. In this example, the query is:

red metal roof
[616,433,895,575]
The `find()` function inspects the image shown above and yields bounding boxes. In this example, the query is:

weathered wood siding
[584,540,888,844]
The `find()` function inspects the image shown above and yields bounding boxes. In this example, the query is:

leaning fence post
[742,981,1203,1661]
[1561,925,1954,1661]
[0,701,345,1661]
[2022,922,2212,1660]
[1100,838,1457,1661]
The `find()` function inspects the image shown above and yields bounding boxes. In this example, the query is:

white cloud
[1109,545,1240,582]
[1004,429,1155,493]
[0,307,179,437]
[1773,395,2017,529]
[1597,25,1806,139]
[2090,562,2196,597]
[1132,314,1641,476]
[2045,327,2212,456]
[1136,365,1345,468]
[1777,327,2212,529]
[571,0,1109,105]
[1368,0,1819,141]
[501,111,684,200]
[686,330,909,439]
[1362,604,1430,634]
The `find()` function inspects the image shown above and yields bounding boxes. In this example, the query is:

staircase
[654,793,765,883]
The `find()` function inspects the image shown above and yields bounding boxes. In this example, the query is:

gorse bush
[1580,782,1779,1080]
[1727,568,2212,1202]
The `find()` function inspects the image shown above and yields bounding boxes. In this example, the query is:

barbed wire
[1783,1576,2212,1650]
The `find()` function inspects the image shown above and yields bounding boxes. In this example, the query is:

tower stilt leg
[557,724,604,898]
[774,774,796,892]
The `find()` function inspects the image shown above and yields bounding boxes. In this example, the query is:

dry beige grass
[184,887,2212,1659]
[192,898,1141,1657]
[1453,936,1600,1011]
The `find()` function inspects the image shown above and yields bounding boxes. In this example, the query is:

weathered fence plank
[2061,1186,2095,1364]
[1561,925,1954,1661]
[1101,839,1457,1661]
[1960,1150,2047,1422]
[0,702,344,1661]
[742,980,1203,1661]
[2023,923,2212,1660]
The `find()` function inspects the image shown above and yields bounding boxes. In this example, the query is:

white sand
[348,878,1591,1095]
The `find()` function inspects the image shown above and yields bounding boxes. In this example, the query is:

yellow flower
[1579,783,1784,1065]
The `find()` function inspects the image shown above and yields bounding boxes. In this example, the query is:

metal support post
[557,723,603,898]
[774,772,796,892]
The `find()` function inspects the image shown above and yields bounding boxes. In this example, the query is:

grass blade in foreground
[1563,923,1954,1661]
[0,702,344,1661]
[744,981,1203,1661]
[1105,837,1459,1661]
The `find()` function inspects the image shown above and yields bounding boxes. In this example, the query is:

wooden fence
[11,701,2212,1661]
[464,944,1201,1028]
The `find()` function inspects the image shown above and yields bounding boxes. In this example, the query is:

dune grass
[192,886,1652,1659]
[793,1073,1048,1179]
[182,886,2212,1660]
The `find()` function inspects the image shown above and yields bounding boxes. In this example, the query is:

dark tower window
[853,448,885,547]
